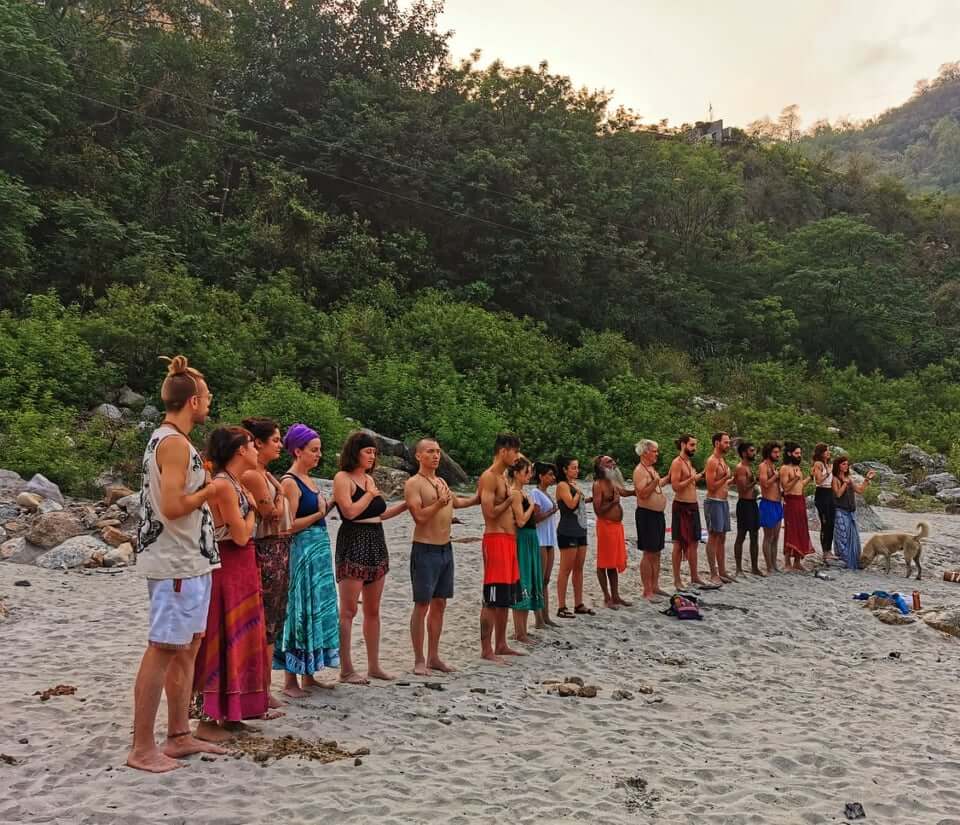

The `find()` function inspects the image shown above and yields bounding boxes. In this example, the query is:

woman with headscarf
[277,424,340,697]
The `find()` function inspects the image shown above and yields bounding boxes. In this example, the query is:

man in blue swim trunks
[758,441,783,574]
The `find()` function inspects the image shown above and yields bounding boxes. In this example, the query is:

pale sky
[435,0,960,128]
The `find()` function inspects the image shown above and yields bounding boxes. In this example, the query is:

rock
[115,386,146,410]
[852,462,907,486]
[354,757,363,767]
[361,429,469,487]
[0,526,5,543]
[577,685,598,698]
[897,444,947,474]
[0,503,18,520]
[691,395,728,411]
[102,485,135,506]
[38,499,63,514]
[140,404,161,422]
[102,542,134,568]
[914,472,959,495]
[565,676,585,687]
[922,607,960,638]
[947,504,960,516]
[557,684,578,697]
[92,403,123,421]
[24,474,64,504]
[14,580,30,586]
[370,466,410,500]
[636,682,656,694]
[16,492,42,512]
[26,511,85,549]
[1,537,26,560]
[876,491,898,506]
[101,526,133,547]
[826,426,841,435]
[936,487,960,503]
[0,469,26,496]
[116,493,141,513]
[612,689,634,701]
[470,687,487,694]
[35,535,110,570]
[874,607,916,626]
[855,497,885,532]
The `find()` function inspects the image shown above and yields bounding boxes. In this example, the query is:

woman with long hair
[832,456,876,570]
[555,455,593,618]
[333,431,408,684]
[277,424,340,697]
[812,443,835,559]
[508,456,541,643]
[530,462,559,629]
[240,417,293,708]
[194,427,273,742]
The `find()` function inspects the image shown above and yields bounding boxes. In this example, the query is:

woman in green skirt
[509,456,543,643]
[277,424,340,698]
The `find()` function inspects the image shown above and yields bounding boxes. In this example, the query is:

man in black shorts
[733,441,764,576]
[404,438,479,675]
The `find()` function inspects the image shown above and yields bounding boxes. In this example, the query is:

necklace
[161,418,190,438]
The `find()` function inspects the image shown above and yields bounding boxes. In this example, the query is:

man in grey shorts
[704,432,735,585]
[404,439,479,675]
[127,355,226,773]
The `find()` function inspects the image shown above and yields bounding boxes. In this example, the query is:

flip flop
[574,604,596,615]
[695,582,722,590]
[556,607,576,619]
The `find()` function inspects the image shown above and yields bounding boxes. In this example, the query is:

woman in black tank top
[332,432,409,685]
[554,455,594,618]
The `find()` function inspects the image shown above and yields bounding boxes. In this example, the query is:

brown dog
[860,522,929,580]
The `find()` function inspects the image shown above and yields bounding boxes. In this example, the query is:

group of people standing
[126,355,876,774]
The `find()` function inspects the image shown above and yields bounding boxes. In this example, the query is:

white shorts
[147,574,212,647]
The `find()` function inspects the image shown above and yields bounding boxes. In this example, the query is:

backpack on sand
[663,592,702,620]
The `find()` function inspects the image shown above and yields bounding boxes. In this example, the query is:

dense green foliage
[2,0,960,493]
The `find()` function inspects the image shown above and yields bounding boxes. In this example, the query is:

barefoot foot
[268,692,285,709]
[283,685,310,699]
[339,671,370,685]
[194,721,235,744]
[367,668,396,681]
[427,658,456,673]
[126,747,184,773]
[495,645,526,656]
[164,732,228,758]
[481,651,508,666]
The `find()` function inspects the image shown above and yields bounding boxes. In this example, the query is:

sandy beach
[3,493,960,825]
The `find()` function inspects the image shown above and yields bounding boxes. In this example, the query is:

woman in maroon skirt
[194,427,273,742]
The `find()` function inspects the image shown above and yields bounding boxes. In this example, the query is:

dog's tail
[916,521,930,540]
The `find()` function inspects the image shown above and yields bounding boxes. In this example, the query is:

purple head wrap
[283,423,319,454]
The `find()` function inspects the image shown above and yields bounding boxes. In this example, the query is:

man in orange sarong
[592,455,636,609]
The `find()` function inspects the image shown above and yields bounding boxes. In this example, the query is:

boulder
[102,542,134,568]
[115,386,146,410]
[35,535,109,570]
[914,472,959,495]
[876,491,898,506]
[898,444,947,475]
[140,404,161,422]
[26,511,85,549]
[1,537,25,560]
[0,503,18,520]
[361,429,470,486]
[370,467,409,500]
[16,492,42,512]
[0,469,26,496]
[922,607,960,638]
[93,403,124,421]
[101,525,134,547]
[24,474,64,504]
[103,485,135,506]
[855,497,886,532]
[936,487,960,503]
[691,395,728,411]
[116,493,141,512]
[852,462,907,486]
[37,499,63,514]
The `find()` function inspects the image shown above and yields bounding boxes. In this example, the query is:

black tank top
[557,482,585,536]
[518,494,535,530]
[341,479,387,522]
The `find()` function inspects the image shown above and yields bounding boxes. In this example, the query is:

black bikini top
[341,479,387,522]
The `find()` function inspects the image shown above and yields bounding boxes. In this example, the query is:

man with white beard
[592,455,635,609]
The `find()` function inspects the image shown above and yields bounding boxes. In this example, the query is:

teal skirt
[512,527,544,611]
[274,525,340,673]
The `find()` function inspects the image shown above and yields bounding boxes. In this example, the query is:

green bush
[220,376,350,475]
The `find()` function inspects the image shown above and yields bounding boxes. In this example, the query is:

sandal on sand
[556,607,576,619]
[574,604,596,615]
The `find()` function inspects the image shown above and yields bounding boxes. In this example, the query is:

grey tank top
[834,480,856,512]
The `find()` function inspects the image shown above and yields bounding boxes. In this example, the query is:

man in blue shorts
[758,441,783,574]
[404,438,479,675]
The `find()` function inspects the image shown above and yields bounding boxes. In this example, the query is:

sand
[2,493,960,824]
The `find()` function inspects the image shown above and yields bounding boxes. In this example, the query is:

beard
[603,465,626,488]
[783,454,801,465]
[685,447,697,457]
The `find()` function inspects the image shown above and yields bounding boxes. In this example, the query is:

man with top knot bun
[126,355,226,773]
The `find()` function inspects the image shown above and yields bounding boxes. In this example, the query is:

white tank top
[137,425,220,579]
[815,462,834,489]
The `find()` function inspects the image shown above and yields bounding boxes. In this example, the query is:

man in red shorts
[478,433,524,665]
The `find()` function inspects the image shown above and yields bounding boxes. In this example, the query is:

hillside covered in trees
[802,61,960,193]
[4,0,960,491]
